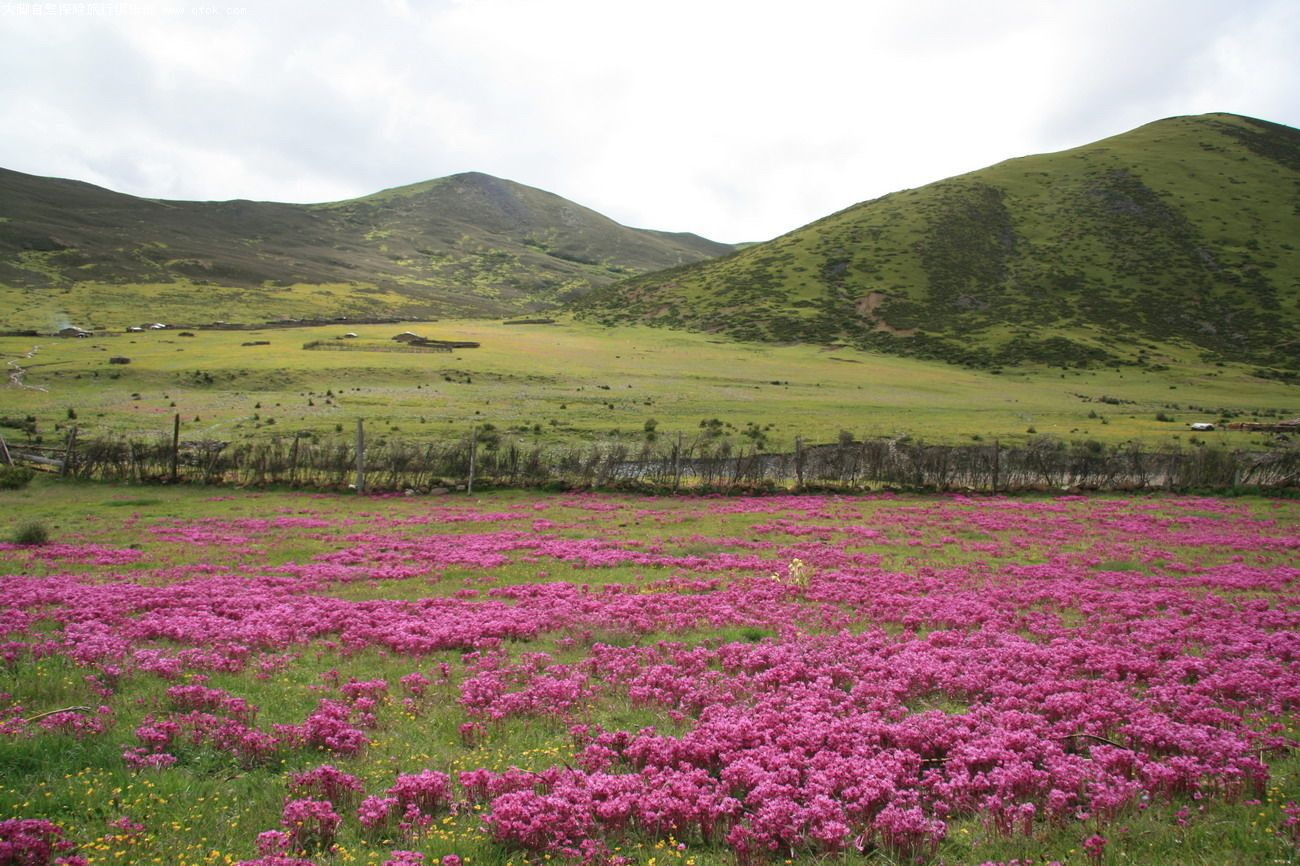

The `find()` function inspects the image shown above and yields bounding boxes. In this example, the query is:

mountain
[0,170,732,327]
[578,113,1300,370]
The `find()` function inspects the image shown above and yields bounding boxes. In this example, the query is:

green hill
[0,170,732,328]
[578,113,1300,371]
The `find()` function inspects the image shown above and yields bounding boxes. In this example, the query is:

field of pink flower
[0,482,1297,866]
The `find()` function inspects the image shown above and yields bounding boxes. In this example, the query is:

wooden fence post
[288,435,300,486]
[170,413,180,483]
[673,431,682,493]
[355,418,365,494]
[795,437,804,493]
[62,426,77,478]
[467,425,477,495]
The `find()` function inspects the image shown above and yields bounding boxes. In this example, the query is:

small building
[126,326,144,333]
[392,332,426,343]
[57,326,92,338]
[1189,422,1215,432]
[148,323,167,330]
[343,332,358,339]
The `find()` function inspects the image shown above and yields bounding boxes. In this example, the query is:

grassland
[1,319,1297,454]
[0,278,439,333]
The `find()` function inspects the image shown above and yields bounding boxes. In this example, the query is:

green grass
[0,279,431,333]
[1,318,1296,456]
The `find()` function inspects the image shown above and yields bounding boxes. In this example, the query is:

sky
[1,0,1297,244]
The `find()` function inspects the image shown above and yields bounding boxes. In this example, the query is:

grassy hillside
[579,113,1300,372]
[0,170,732,329]
[2,319,1295,453]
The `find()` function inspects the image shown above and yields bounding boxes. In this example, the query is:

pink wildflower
[1083,833,1107,864]
[280,799,340,854]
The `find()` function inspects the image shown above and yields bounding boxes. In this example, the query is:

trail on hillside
[6,345,48,392]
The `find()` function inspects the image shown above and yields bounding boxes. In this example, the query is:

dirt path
[6,345,48,392]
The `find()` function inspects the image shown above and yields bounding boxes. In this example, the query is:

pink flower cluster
[166,683,258,724]
[357,770,452,840]
[235,855,316,866]
[279,799,340,854]
[291,699,371,756]
[128,682,381,769]
[131,709,279,768]
[387,771,453,816]
[0,818,80,865]
[459,651,593,720]
[287,765,365,810]
[382,852,424,866]
[32,706,112,739]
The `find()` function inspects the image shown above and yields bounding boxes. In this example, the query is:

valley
[0,319,1294,455]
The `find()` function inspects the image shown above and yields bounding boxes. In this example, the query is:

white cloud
[0,0,1296,242]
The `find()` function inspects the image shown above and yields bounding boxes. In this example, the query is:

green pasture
[1,319,1295,454]
[0,279,434,333]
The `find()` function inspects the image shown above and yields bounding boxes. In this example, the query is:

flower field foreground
[0,484,1297,866]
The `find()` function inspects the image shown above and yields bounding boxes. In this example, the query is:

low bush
[11,521,49,545]
[0,465,35,490]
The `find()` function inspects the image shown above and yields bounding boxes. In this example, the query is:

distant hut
[57,326,92,338]
[392,332,425,343]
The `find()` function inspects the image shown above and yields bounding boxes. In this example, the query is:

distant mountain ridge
[579,113,1300,370]
[0,169,732,326]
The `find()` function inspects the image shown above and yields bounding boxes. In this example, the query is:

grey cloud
[1,0,1297,241]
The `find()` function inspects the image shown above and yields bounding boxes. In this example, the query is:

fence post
[795,437,804,493]
[355,418,365,494]
[170,413,180,482]
[62,426,78,478]
[673,432,682,493]
[991,439,1000,494]
[468,425,477,495]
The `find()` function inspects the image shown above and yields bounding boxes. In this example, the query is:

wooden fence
[5,422,1297,494]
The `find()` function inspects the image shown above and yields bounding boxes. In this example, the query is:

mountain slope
[0,170,732,327]
[579,113,1300,369]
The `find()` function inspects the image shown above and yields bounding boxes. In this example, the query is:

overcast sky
[2,0,1297,243]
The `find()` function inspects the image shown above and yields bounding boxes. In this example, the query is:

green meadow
[0,278,433,333]
[0,481,1296,865]
[1,319,1296,454]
